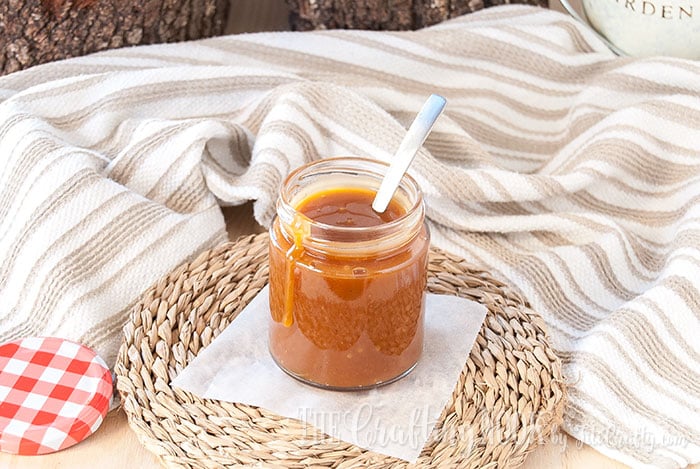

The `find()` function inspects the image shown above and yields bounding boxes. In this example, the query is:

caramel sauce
[269,187,428,388]
[298,187,404,227]
[279,188,404,328]
[282,214,306,327]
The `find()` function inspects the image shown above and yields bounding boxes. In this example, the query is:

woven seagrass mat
[115,233,566,468]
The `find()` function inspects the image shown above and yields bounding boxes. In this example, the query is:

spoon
[372,94,447,213]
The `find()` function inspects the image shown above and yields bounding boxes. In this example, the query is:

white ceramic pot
[564,0,700,59]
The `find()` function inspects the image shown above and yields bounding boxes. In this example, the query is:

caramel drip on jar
[282,213,306,327]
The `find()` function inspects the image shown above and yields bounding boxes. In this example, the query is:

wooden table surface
[3,2,697,468]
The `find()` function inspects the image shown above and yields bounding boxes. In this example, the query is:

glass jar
[268,157,430,390]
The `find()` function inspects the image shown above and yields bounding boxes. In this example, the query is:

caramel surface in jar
[268,157,429,389]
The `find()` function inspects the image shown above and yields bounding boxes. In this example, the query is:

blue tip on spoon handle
[372,94,447,213]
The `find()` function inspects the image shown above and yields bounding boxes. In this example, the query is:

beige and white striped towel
[0,5,698,468]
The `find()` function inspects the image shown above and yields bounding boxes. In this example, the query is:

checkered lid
[0,337,113,455]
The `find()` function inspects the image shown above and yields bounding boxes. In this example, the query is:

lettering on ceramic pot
[613,0,694,19]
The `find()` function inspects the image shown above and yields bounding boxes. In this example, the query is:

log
[287,0,548,31]
[0,0,229,75]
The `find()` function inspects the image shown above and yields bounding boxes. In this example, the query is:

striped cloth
[0,5,698,467]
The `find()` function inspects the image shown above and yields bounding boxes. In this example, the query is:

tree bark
[0,0,229,75]
[287,0,547,30]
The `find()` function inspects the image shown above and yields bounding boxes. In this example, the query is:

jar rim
[278,156,423,237]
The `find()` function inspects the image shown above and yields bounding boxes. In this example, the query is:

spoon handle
[372,94,446,213]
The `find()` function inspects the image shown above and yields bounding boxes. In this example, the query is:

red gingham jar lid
[0,337,113,455]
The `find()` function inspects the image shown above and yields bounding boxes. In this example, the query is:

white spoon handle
[372,94,446,213]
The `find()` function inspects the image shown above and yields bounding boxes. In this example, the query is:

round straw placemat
[116,233,565,468]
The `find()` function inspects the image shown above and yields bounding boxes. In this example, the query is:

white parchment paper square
[172,285,486,462]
